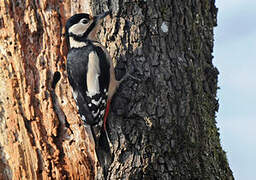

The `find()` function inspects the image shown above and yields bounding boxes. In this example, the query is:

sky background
[213,0,256,179]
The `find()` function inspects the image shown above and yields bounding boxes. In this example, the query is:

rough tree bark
[0,0,233,180]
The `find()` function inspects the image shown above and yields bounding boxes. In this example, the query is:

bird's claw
[119,70,141,83]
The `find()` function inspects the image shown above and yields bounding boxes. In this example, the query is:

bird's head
[65,11,111,49]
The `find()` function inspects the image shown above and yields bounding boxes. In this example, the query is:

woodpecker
[65,11,121,175]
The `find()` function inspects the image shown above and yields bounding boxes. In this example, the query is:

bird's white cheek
[69,22,88,36]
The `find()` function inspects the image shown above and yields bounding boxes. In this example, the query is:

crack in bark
[50,71,71,178]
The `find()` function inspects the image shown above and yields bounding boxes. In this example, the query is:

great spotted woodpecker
[65,11,121,174]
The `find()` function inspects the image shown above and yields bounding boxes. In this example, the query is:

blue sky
[214,0,256,179]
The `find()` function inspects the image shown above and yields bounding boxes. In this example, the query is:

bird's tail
[91,125,112,179]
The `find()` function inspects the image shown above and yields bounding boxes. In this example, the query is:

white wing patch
[81,115,86,121]
[86,51,100,97]
[72,90,78,100]
[92,109,100,117]
[91,97,102,106]
[100,109,105,116]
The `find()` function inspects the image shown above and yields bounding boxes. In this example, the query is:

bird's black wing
[91,45,110,122]
[67,46,95,125]
[94,46,110,93]
[67,45,111,125]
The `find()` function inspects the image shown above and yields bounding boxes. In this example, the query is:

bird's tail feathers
[91,125,113,179]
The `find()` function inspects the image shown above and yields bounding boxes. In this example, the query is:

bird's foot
[119,71,141,83]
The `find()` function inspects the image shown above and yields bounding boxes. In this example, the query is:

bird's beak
[93,11,111,22]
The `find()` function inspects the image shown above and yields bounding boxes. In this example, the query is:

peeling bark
[0,0,233,180]
[0,1,95,179]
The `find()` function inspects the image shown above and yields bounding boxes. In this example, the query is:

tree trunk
[0,0,233,180]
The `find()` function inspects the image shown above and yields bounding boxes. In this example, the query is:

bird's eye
[81,19,88,24]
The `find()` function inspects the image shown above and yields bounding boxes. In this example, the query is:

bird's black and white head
[65,11,111,49]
